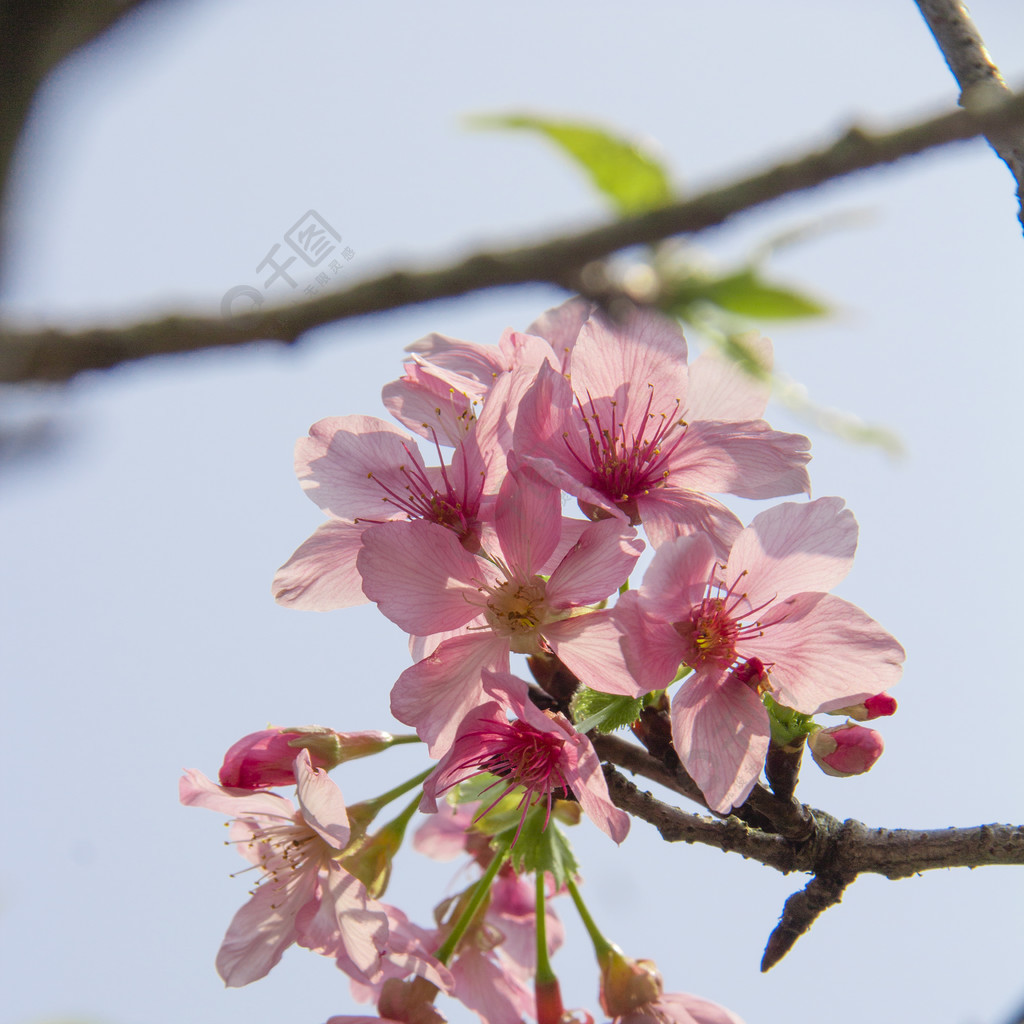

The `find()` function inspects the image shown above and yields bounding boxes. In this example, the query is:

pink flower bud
[218,726,395,788]
[830,692,897,722]
[808,722,884,778]
[598,947,664,1017]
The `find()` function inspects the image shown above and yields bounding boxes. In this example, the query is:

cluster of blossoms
[183,299,904,1024]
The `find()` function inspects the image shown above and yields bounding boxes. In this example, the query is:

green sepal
[468,113,673,214]
[764,693,816,746]
[506,811,579,890]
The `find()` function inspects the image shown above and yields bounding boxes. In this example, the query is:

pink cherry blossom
[357,468,643,753]
[513,306,811,554]
[420,672,629,844]
[273,414,495,610]
[615,498,904,812]
[179,750,388,986]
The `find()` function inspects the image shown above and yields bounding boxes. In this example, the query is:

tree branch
[599,744,1024,969]
[5,89,1024,384]
[914,0,1024,231]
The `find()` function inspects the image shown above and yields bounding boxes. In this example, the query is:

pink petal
[405,330,508,382]
[614,593,687,692]
[725,498,858,607]
[564,730,630,843]
[568,308,689,425]
[671,671,769,813]
[631,532,717,619]
[296,415,418,518]
[524,297,591,368]
[357,520,492,635]
[683,334,773,422]
[545,519,644,608]
[216,867,316,986]
[543,611,644,697]
[272,519,369,610]
[749,592,904,714]
[293,750,351,851]
[668,419,811,500]
[315,865,389,977]
[179,769,296,821]
[494,465,561,575]
[390,633,510,756]
[638,489,742,558]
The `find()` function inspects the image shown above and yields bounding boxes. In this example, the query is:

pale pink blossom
[273,415,495,610]
[357,468,643,753]
[513,307,811,554]
[808,721,885,777]
[218,726,395,789]
[420,672,629,844]
[615,498,904,812]
[179,750,388,986]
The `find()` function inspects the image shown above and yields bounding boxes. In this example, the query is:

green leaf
[571,687,645,733]
[469,113,673,214]
[508,813,580,889]
[699,268,828,319]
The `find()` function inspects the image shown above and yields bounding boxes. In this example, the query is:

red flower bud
[808,722,884,777]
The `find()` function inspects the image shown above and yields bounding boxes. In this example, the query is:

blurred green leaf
[469,113,673,214]
[509,814,579,888]
[698,268,828,319]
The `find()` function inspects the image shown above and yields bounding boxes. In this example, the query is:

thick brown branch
[914,0,1024,231]
[601,746,1024,878]
[5,90,1024,383]
[601,748,1024,968]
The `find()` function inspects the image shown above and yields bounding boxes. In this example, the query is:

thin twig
[5,90,1024,383]
[914,0,1024,231]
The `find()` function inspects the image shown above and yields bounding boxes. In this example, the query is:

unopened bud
[598,946,664,1017]
[808,722,884,778]
[830,692,897,722]
[377,977,445,1024]
[218,726,395,789]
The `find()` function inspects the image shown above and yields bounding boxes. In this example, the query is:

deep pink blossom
[831,691,898,721]
[513,306,811,554]
[615,498,904,812]
[358,468,643,754]
[420,672,629,844]
[179,750,388,986]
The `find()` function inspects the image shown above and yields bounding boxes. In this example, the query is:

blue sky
[2,3,1023,1024]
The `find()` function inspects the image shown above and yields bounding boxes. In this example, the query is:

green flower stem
[434,837,511,966]
[350,766,433,822]
[387,734,424,747]
[566,876,614,958]
[534,871,556,985]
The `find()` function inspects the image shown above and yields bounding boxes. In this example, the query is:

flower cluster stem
[566,876,614,958]
[434,837,511,966]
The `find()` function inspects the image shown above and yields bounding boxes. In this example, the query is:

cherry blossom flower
[273,414,496,610]
[357,468,643,753]
[420,672,629,844]
[614,498,904,812]
[179,750,388,986]
[513,306,811,554]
